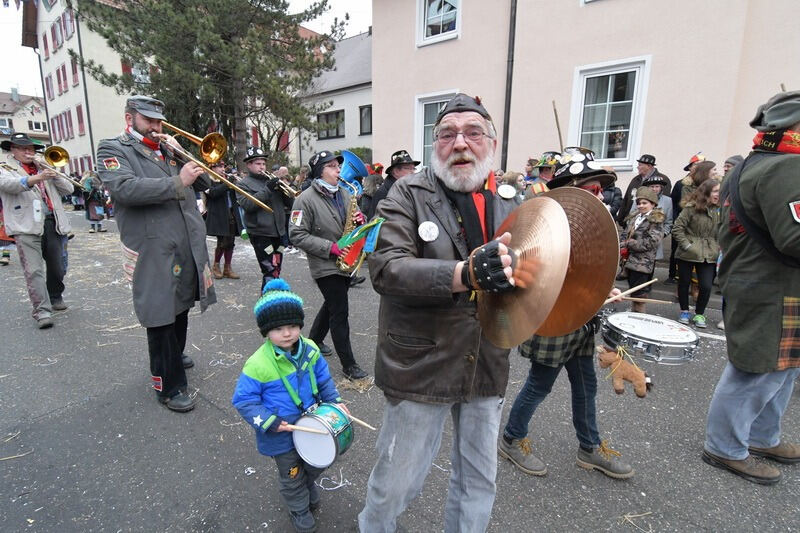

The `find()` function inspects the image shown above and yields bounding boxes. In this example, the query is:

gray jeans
[358,396,503,533]
[273,449,325,514]
[705,362,800,460]
[14,217,66,320]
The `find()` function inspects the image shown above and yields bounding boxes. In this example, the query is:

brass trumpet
[259,171,300,198]
[35,146,85,190]
[159,121,273,213]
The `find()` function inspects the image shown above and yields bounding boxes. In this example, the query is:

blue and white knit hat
[254,279,304,336]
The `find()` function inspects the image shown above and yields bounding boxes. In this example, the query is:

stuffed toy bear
[596,346,653,398]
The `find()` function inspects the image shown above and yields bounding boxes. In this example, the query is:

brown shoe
[702,450,781,485]
[223,265,240,279]
[749,442,800,464]
[211,263,223,279]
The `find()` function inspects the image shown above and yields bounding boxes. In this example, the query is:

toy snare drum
[601,312,699,365]
[292,403,354,468]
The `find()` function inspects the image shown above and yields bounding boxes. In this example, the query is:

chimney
[11,88,19,102]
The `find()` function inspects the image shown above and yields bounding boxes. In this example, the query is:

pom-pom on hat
[254,278,305,336]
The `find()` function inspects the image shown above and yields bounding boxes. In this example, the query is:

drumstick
[604,278,658,305]
[622,296,672,305]
[347,414,377,431]
[286,424,328,435]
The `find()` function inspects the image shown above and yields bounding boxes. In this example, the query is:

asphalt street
[1,209,797,532]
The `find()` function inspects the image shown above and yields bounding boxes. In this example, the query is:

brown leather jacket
[368,167,517,403]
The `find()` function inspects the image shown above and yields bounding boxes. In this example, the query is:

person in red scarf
[359,93,517,532]
[703,91,800,484]
[0,132,73,329]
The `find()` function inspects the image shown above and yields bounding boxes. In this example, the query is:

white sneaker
[717,320,725,330]
[286,247,299,255]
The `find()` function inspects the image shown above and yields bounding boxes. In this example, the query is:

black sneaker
[664,278,677,285]
[158,391,196,412]
[289,509,317,533]
[318,343,333,357]
[349,275,366,287]
[344,364,368,380]
[181,353,195,369]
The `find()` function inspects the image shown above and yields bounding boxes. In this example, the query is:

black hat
[641,174,668,188]
[254,278,305,336]
[548,147,616,189]
[636,154,656,166]
[1,132,43,152]
[434,93,493,126]
[126,95,166,120]
[308,150,344,179]
[385,150,420,176]
[243,146,267,163]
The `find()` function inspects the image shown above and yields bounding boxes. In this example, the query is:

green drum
[292,403,354,468]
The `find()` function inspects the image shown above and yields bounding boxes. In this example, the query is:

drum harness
[263,341,324,416]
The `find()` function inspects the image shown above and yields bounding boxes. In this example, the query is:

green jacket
[672,203,720,263]
[719,151,800,373]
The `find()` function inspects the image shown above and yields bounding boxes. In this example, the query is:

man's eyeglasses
[435,129,489,144]
[579,184,603,196]
[324,161,341,170]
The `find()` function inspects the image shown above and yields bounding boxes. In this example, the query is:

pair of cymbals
[479,188,619,348]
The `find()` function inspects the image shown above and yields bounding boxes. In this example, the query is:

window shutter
[121,60,132,75]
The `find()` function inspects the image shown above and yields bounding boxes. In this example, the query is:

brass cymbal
[478,197,571,349]
[535,187,620,336]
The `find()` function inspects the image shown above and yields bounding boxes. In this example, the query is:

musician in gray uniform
[96,95,216,413]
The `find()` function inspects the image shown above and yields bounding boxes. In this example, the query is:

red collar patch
[790,200,800,223]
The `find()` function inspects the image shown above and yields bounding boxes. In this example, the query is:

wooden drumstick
[286,424,328,435]
[347,414,377,431]
[604,278,658,305]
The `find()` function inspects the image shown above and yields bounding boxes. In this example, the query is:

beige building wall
[373,0,800,190]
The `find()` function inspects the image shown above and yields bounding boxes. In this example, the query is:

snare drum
[601,312,699,365]
[292,403,354,468]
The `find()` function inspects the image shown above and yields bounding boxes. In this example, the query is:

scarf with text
[752,129,800,154]
[442,173,496,251]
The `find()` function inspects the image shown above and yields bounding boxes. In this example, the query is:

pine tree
[70,0,345,169]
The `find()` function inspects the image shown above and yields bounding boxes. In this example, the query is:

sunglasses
[579,184,602,196]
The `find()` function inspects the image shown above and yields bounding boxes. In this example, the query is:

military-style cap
[435,93,492,125]
[749,91,800,132]
[308,150,344,178]
[126,95,166,120]
[0,132,43,152]
[243,146,267,163]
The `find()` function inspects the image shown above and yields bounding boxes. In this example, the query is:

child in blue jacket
[232,278,345,533]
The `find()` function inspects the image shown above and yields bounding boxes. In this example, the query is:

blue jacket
[232,337,341,456]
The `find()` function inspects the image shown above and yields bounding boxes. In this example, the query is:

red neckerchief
[752,129,800,154]
[471,173,496,242]
[20,161,55,211]
[126,125,164,159]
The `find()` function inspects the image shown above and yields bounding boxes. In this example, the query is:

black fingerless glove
[463,241,515,293]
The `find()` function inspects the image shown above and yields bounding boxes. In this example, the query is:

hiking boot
[343,364,368,380]
[678,310,691,324]
[749,441,800,464]
[51,299,68,311]
[576,442,634,479]
[289,509,317,533]
[37,316,54,329]
[702,450,781,485]
[223,265,240,279]
[158,391,196,413]
[692,314,707,328]
[211,263,223,279]
[498,437,547,476]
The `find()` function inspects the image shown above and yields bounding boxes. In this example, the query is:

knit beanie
[254,278,304,336]
[635,186,658,206]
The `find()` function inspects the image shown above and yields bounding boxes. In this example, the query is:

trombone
[259,171,301,198]
[35,146,85,191]
[159,121,273,213]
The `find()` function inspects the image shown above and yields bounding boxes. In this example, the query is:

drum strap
[264,340,320,411]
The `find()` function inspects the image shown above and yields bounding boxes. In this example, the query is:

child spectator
[232,279,347,533]
[620,187,665,313]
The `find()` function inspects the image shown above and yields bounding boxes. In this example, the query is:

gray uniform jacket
[368,167,517,403]
[96,132,216,328]
[236,172,291,237]
[289,180,355,280]
[0,155,73,236]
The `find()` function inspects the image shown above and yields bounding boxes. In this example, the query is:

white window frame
[416,0,461,48]
[413,88,458,166]
[567,55,651,172]
[0,118,9,128]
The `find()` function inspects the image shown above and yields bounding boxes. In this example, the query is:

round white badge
[418,221,439,242]
[569,162,585,174]
[497,184,517,199]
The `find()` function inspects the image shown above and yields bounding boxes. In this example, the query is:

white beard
[431,148,494,193]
